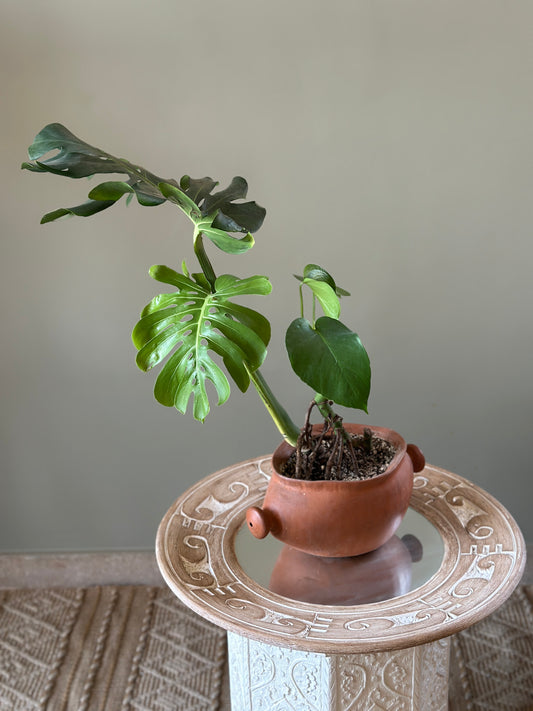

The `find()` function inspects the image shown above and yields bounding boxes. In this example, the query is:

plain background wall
[1,0,532,550]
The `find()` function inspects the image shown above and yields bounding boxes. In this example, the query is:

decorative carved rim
[156,457,525,653]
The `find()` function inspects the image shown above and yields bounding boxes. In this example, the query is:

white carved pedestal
[156,457,525,711]
[228,634,449,710]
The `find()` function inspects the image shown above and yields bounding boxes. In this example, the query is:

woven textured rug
[449,584,533,711]
[0,583,532,710]
[0,586,226,711]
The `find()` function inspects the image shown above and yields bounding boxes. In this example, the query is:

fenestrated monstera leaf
[22,124,168,222]
[158,182,256,255]
[22,123,266,253]
[132,266,272,422]
[181,175,265,234]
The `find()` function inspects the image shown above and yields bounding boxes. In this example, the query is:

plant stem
[193,231,217,291]
[191,225,298,445]
[314,394,337,422]
[314,393,351,442]
[247,367,300,446]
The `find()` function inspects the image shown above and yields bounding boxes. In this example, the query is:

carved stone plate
[156,458,525,654]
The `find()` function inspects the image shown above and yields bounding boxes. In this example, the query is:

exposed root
[294,400,362,480]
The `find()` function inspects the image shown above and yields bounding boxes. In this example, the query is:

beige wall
[2,0,532,549]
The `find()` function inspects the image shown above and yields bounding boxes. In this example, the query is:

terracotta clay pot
[246,424,425,557]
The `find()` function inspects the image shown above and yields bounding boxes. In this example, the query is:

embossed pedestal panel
[228,633,450,711]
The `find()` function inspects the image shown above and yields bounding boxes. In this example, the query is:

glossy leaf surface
[302,264,337,290]
[197,222,255,255]
[22,124,266,242]
[295,263,350,297]
[302,279,340,319]
[132,267,271,421]
[294,264,348,320]
[285,316,371,411]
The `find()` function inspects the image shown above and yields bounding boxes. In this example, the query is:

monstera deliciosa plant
[23,123,377,481]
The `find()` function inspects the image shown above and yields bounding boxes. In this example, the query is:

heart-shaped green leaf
[285,316,371,411]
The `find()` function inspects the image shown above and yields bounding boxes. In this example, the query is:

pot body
[246,424,425,557]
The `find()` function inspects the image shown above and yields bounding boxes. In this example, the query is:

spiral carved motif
[156,457,525,654]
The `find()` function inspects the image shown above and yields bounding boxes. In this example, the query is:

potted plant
[22,123,425,558]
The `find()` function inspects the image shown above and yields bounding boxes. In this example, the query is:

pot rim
[271,423,407,487]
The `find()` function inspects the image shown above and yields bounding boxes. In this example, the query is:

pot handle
[246,506,275,539]
[406,443,425,472]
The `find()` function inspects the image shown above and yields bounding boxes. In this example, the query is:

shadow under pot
[246,423,425,558]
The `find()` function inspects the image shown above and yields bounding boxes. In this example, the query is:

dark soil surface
[280,431,396,482]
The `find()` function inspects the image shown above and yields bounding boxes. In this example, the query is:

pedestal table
[156,457,525,710]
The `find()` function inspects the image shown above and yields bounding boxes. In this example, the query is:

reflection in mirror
[234,508,444,606]
[269,534,420,605]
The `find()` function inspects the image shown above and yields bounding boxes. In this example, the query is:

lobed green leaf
[180,175,218,205]
[216,302,271,347]
[23,124,266,235]
[132,270,271,420]
[202,176,248,213]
